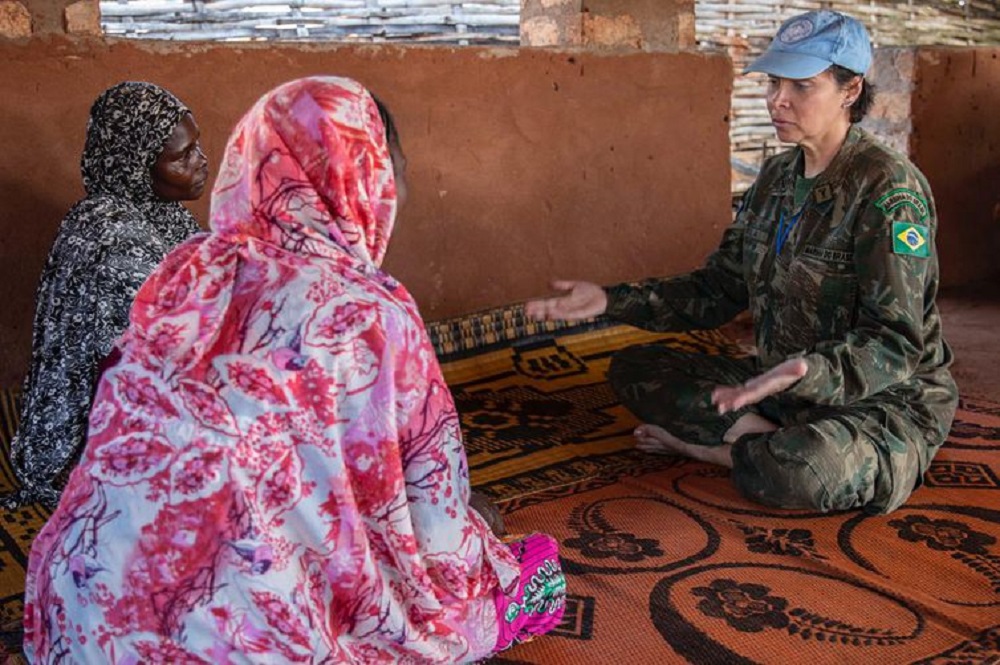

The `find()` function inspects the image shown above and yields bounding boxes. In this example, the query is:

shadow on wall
[970,162,1000,266]
[911,48,1000,289]
[0,105,81,386]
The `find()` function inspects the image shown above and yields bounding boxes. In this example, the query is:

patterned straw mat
[1,305,999,663]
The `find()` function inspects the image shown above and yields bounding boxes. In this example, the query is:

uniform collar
[774,125,866,205]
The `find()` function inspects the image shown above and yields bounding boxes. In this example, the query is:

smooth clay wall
[911,47,1000,288]
[0,37,733,384]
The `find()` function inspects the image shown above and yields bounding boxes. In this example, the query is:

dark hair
[829,64,876,123]
[370,93,399,147]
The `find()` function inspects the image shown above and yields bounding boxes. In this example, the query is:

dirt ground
[939,278,1000,400]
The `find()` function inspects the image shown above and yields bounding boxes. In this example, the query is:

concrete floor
[939,279,1000,400]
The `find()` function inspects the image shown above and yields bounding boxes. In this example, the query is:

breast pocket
[784,245,858,343]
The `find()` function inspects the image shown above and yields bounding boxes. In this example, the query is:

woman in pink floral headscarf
[23,76,565,664]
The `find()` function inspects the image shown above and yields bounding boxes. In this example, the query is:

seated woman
[527,11,957,515]
[24,76,565,662]
[4,81,207,509]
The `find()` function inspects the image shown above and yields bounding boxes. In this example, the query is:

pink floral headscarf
[213,76,396,266]
[24,76,519,664]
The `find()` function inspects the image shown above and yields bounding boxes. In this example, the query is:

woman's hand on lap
[469,491,505,537]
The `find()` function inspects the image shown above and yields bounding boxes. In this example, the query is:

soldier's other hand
[711,358,809,414]
[524,280,607,322]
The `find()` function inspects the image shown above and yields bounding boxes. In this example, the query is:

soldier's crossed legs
[607,344,891,512]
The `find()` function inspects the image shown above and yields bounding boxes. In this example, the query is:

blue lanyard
[775,208,805,254]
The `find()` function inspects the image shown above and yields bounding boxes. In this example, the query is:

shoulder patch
[892,221,930,258]
[875,188,929,222]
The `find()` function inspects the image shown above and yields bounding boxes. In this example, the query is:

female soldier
[527,10,957,515]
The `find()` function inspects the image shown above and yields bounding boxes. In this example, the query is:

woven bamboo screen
[99,0,520,43]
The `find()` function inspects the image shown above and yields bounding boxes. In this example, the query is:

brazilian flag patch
[892,221,930,258]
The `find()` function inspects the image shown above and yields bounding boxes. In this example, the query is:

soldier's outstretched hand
[711,357,809,414]
[524,280,608,322]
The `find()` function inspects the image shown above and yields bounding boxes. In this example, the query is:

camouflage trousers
[607,344,942,514]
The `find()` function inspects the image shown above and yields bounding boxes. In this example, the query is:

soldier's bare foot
[722,412,779,444]
[633,424,734,468]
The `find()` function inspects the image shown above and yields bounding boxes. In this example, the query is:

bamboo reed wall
[99,0,520,43]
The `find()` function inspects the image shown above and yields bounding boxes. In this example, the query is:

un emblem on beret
[780,18,814,43]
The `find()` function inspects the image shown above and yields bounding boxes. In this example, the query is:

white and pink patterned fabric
[23,77,564,664]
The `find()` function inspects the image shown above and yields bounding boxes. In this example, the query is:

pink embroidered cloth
[24,77,563,663]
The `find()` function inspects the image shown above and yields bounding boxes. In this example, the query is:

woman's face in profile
[151,113,209,202]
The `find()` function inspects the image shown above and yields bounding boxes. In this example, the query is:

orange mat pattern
[434,321,1000,664]
[0,314,998,663]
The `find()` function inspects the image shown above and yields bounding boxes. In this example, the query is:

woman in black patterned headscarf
[2,82,208,509]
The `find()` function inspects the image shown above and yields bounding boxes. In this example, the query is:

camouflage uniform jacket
[606,126,957,414]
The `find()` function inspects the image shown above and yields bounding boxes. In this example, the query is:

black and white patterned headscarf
[3,82,202,509]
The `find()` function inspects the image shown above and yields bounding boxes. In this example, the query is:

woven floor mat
[435,321,1000,664]
[1,315,998,663]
